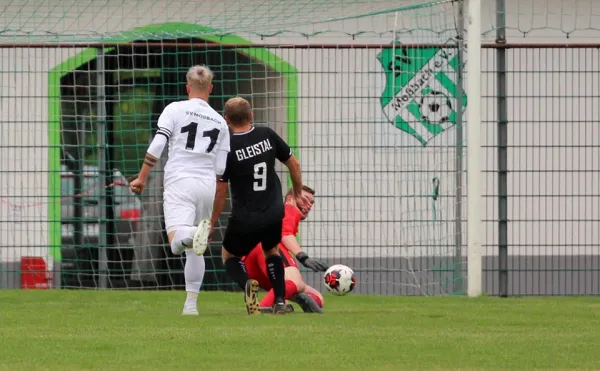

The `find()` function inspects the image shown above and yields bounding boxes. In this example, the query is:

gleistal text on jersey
[235,139,273,161]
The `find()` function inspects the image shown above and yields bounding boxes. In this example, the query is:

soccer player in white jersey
[130,65,230,316]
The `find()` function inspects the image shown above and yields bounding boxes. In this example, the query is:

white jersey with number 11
[156,98,230,186]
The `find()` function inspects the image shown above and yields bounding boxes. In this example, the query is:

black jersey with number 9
[220,126,292,227]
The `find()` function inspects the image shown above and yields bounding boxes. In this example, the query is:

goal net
[1,0,469,294]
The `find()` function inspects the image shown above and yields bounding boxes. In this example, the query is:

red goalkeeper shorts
[243,244,299,291]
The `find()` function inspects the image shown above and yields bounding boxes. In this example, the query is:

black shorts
[222,218,283,258]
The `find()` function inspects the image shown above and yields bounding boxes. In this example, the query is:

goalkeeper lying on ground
[242,186,328,313]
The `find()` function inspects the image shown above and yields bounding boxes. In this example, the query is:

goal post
[466,0,483,297]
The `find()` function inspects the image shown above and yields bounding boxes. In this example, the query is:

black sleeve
[269,128,292,163]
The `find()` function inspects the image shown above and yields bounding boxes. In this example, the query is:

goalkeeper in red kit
[243,185,328,313]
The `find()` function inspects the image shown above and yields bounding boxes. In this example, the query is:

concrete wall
[1,48,88,277]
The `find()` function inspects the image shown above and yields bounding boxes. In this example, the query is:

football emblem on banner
[376,42,467,146]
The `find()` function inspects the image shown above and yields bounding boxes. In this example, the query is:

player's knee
[169,227,196,255]
[221,246,234,264]
[284,267,305,292]
[170,242,180,255]
[167,231,177,244]
[293,279,306,293]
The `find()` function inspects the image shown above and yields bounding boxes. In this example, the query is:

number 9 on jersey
[253,162,267,191]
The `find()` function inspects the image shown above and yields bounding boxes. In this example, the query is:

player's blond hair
[224,96,252,125]
[186,65,214,92]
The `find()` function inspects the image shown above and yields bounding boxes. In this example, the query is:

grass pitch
[1,291,599,370]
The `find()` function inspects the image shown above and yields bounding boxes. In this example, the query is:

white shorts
[163,177,216,234]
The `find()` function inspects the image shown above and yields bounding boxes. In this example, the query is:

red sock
[308,292,323,308]
[260,280,298,307]
[259,290,275,307]
[284,280,299,299]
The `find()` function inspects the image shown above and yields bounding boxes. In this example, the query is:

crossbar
[1,42,599,49]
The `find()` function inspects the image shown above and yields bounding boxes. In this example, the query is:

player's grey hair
[186,65,214,91]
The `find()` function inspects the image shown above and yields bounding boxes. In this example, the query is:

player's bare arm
[281,235,328,272]
[208,124,231,237]
[280,187,328,272]
[283,155,311,213]
[130,153,158,194]
[210,179,228,236]
[130,104,173,195]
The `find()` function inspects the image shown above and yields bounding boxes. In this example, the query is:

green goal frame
[47,22,299,263]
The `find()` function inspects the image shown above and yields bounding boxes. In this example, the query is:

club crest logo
[377,42,467,146]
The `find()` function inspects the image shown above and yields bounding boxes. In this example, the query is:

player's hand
[129,177,145,194]
[294,192,312,214]
[208,225,215,242]
[296,252,329,272]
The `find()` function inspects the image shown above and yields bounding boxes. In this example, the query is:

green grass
[1,292,599,370]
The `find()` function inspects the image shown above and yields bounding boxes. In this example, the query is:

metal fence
[480,45,600,296]
[272,44,600,296]
[1,43,599,295]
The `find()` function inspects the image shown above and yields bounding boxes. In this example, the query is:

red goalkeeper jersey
[281,203,303,240]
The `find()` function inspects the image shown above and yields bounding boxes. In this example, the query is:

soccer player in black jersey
[210,97,310,315]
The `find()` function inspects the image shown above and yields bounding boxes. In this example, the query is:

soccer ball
[418,90,453,124]
[323,264,356,296]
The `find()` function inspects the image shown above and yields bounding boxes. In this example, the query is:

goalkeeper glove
[296,252,329,272]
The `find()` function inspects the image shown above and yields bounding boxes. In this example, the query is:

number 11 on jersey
[181,122,220,153]
[253,162,267,191]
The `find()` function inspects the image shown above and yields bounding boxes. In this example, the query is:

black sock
[224,257,248,290]
[265,254,286,303]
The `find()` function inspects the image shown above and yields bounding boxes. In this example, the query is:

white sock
[184,249,206,307]
[170,226,197,255]
[185,292,198,309]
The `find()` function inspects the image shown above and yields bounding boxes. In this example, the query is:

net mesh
[2,0,600,42]
[1,0,600,294]
[2,0,459,42]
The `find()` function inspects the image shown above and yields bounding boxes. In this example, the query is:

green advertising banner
[377,43,467,146]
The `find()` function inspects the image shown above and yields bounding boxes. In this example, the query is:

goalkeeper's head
[224,96,253,128]
[285,185,315,220]
[186,65,214,99]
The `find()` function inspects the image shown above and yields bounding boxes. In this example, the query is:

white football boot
[192,219,211,256]
[181,306,199,316]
